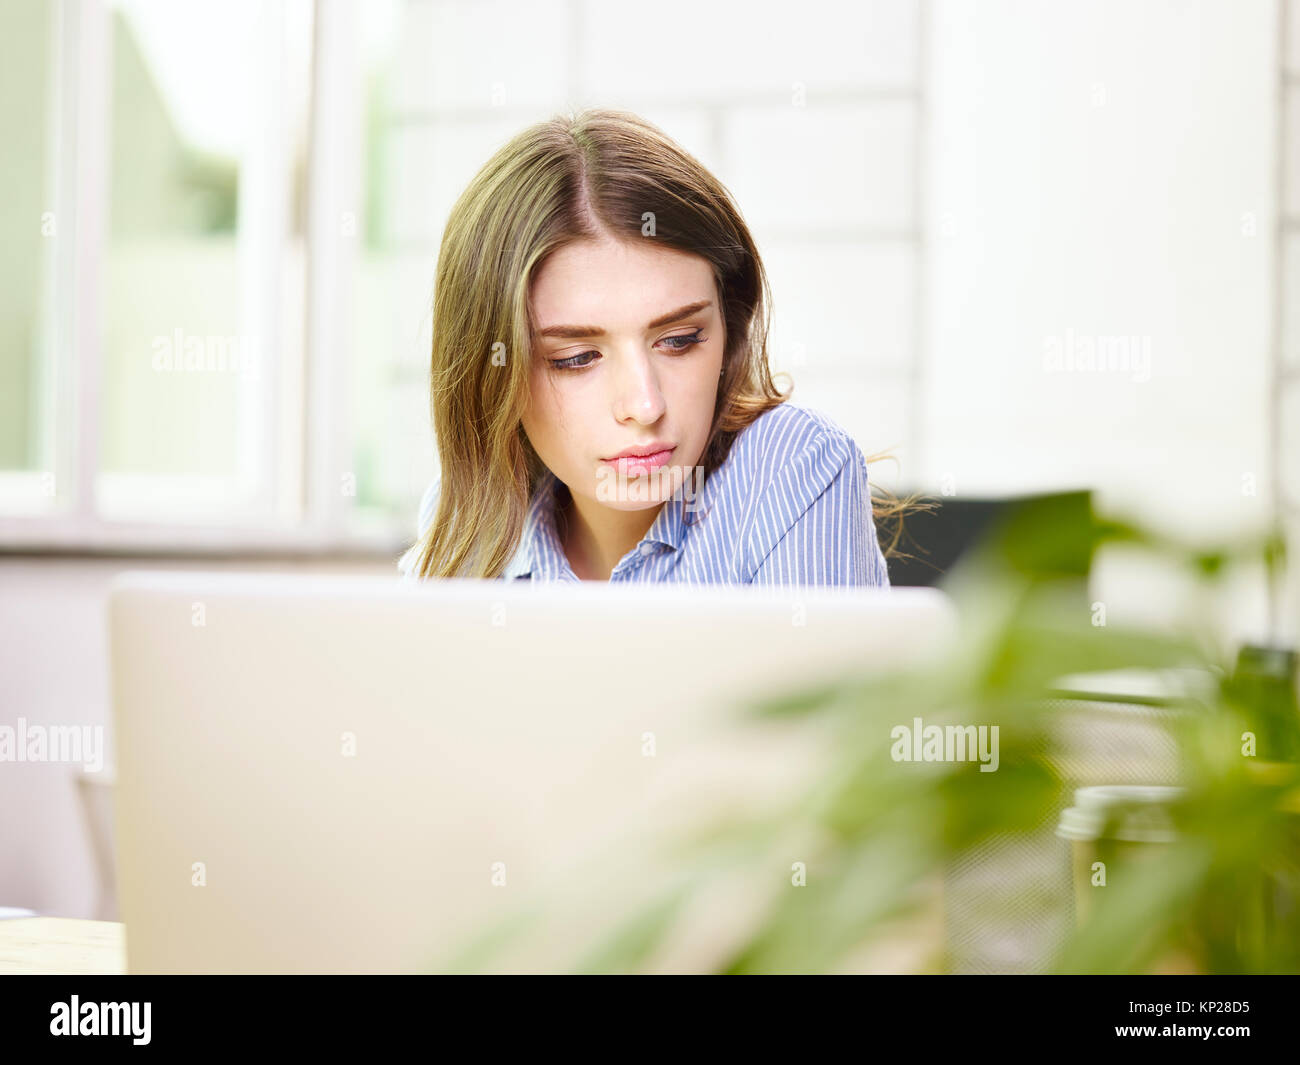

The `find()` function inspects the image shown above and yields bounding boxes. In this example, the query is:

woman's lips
[601,448,674,475]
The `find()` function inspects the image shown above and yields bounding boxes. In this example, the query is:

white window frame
[0,0,400,556]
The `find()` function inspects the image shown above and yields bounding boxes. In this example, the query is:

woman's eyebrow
[536,300,712,339]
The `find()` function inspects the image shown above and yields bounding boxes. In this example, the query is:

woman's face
[522,234,726,512]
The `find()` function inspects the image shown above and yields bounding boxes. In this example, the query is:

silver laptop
[108,572,956,973]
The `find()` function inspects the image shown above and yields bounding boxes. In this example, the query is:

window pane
[0,0,57,514]
[346,0,448,534]
[99,0,312,521]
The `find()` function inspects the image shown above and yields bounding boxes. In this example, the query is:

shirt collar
[501,469,689,581]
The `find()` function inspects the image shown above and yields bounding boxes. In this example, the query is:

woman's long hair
[406,107,922,579]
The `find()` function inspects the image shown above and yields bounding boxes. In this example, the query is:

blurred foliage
[176,146,239,233]
[433,492,1300,974]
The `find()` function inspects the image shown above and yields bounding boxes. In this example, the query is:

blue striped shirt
[398,402,891,587]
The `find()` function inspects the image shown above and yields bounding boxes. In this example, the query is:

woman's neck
[557,484,663,581]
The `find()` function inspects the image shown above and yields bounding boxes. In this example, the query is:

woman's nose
[611,348,667,423]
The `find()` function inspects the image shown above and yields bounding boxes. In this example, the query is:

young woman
[399,108,911,585]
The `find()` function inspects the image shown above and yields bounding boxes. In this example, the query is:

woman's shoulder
[397,473,442,578]
[726,401,864,492]
[719,402,877,580]
[414,474,441,535]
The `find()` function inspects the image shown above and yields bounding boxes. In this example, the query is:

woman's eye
[548,330,705,372]
[551,350,599,371]
[662,330,705,351]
